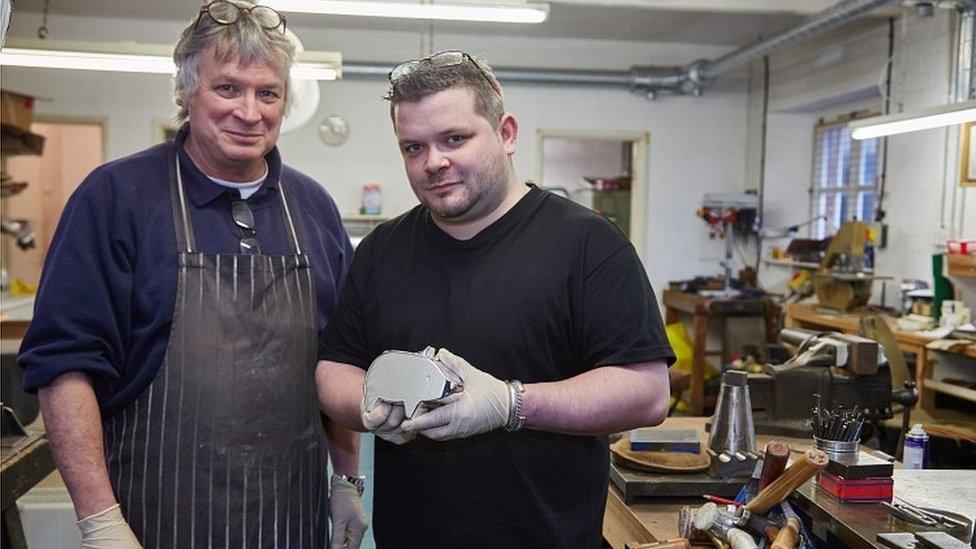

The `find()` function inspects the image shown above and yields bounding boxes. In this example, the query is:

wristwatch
[335,474,366,497]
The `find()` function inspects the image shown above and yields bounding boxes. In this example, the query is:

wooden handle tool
[746,449,828,515]
[758,441,790,491]
[770,517,801,549]
[626,539,691,549]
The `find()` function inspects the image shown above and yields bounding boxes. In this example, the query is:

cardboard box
[1,90,36,133]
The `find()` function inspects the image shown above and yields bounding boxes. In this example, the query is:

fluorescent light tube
[850,99,976,140]
[262,0,549,23]
[0,48,338,80]
[0,48,175,74]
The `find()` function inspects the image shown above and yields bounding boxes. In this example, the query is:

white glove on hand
[401,349,510,440]
[77,504,142,549]
[360,398,415,445]
[329,475,368,549]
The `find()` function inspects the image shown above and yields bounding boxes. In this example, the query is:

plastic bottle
[360,183,382,215]
[903,423,929,469]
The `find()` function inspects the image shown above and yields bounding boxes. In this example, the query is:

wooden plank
[604,486,656,549]
[2,504,29,549]
[662,290,703,315]
[0,320,29,341]
[924,380,976,404]
[1,436,55,510]
[690,312,707,416]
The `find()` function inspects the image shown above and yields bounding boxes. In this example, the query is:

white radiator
[16,486,80,549]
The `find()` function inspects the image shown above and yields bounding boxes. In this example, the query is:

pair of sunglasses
[195,1,286,34]
[389,51,501,95]
[231,200,261,255]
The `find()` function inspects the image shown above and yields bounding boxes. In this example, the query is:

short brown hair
[386,53,504,129]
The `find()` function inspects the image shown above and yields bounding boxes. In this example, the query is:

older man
[18,2,366,547]
[317,51,674,547]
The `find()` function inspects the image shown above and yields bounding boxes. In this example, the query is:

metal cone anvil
[707,370,761,477]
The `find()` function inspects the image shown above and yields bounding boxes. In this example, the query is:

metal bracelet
[505,380,526,432]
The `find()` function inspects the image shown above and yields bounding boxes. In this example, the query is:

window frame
[809,111,883,239]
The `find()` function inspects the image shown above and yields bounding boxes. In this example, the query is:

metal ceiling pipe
[342,62,637,88]
[342,0,900,96]
[696,0,900,83]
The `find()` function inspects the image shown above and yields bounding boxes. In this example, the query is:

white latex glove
[360,398,415,445]
[401,349,510,440]
[329,475,368,549]
[77,504,142,549]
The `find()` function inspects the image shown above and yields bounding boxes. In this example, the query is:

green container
[932,253,954,322]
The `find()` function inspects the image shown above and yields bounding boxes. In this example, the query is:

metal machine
[697,193,758,298]
[814,221,891,311]
[746,328,916,439]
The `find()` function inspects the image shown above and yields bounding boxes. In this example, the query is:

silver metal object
[880,501,940,526]
[709,370,758,454]
[0,217,35,250]
[694,502,738,538]
[814,437,859,461]
[708,370,760,477]
[363,347,463,418]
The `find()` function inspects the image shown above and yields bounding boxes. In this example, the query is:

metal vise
[745,328,895,437]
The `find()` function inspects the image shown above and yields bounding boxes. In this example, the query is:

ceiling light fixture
[0,39,342,80]
[850,99,976,140]
[261,0,549,23]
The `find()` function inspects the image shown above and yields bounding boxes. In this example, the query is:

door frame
[535,129,650,262]
[34,114,109,161]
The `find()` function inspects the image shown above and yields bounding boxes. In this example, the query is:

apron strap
[170,143,305,256]
[169,147,196,253]
[277,179,305,256]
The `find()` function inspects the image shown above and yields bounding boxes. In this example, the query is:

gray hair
[173,0,296,123]
[385,53,505,129]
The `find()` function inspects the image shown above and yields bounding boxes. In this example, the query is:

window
[810,114,882,239]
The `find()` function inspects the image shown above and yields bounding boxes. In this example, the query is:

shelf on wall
[0,123,45,156]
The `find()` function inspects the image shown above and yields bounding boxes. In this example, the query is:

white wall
[748,10,975,301]
[878,11,971,284]
[3,11,750,294]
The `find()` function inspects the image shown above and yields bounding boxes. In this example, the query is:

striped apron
[101,146,328,548]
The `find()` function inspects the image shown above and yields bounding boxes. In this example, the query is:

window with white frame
[809,114,882,239]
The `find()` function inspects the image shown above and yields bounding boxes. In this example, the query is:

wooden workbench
[602,417,820,547]
[1,433,55,549]
[663,290,779,415]
[602,418,975,549]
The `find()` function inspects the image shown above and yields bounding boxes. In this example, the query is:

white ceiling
[8,0,901,46]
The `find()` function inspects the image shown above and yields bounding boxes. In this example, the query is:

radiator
[16,486,80,548]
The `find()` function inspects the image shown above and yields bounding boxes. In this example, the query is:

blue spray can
[903,423,929,469]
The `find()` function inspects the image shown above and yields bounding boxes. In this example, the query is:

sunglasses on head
[194,1,286,34]
[388,51,501,95]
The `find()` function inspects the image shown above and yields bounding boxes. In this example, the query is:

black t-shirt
[320,184,675,548]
